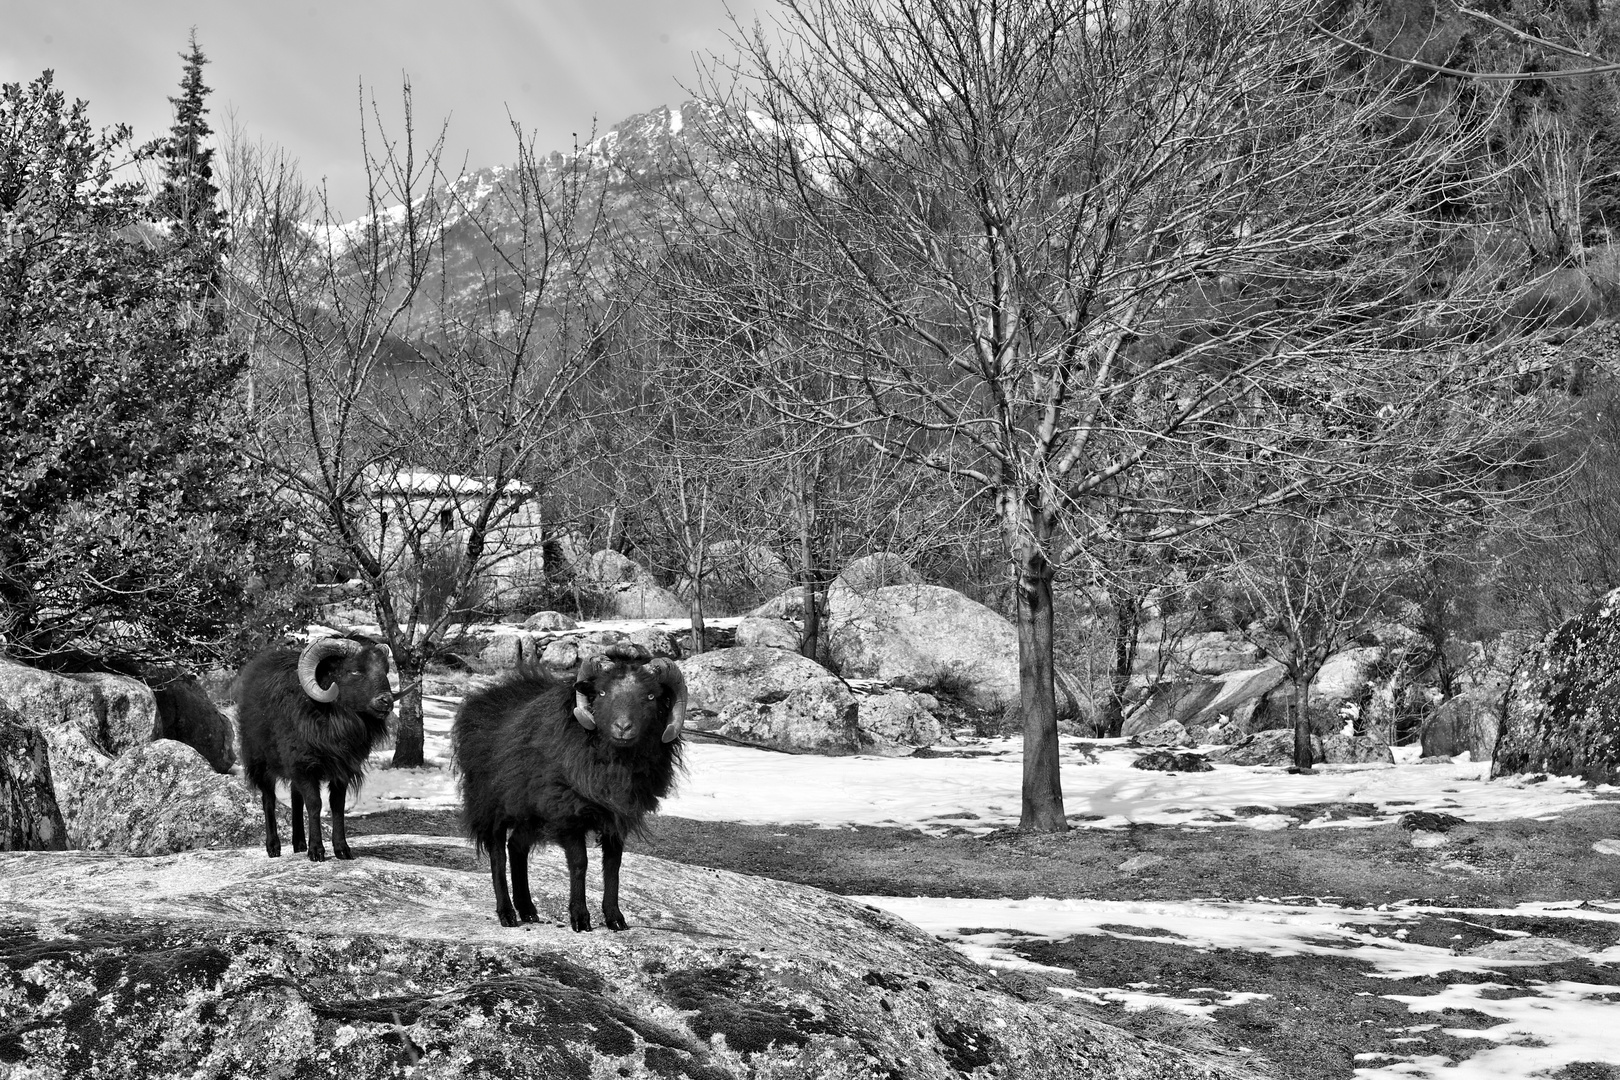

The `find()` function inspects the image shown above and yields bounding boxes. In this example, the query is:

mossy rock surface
[0,841,1255,1079]
[1497,587,1620,784]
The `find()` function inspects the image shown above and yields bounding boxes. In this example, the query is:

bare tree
[226,84,613,766]
[675,0,1555,829]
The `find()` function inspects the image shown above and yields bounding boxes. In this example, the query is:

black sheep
[452,641,686,930]
[237,635,394,861]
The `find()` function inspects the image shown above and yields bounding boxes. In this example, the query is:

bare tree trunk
[1012,502,1067,831]
[796,458,823,664]
[391,650,426,768]
[1292,672,1315,773]
[0,720,69,850]
[1100,588,1143,738]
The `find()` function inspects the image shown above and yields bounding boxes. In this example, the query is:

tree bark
[1101,588,1144,738]
[391,650,426,768]
[796,459,823,665]
[1013,523,1067,832]
[1292,671,1315,772]
[0,720,69,851]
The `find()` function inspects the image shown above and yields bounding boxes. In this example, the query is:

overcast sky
[0,0,757,217]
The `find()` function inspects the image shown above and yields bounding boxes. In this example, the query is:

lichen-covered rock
[1422,685,1503,761]
[1132,720,1192,748]
[0,657,157,754]
[601,580,691,620]
[736,616,802,650]
[681,648,865,754]
[472,629,541,673]
[1131,749,1213,772]
[1126,665,1286,736]
[1210,728,1326,767]
[0,844,1250,1080]
[855,691,943,754]
[831,552,923,594]
[35,723,113,844]
[626,626,682,660]
[577,548,654,586]
[824,584,1022,713]
[747,585,824,621]
[1319,734,1393,764]
[71,739,262,854]
[523,610,579,631]
[1496,587,1620,784]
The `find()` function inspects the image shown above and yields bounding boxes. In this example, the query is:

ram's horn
[297,636,362,703]
[647,657,688,743]
[573,653,603,730]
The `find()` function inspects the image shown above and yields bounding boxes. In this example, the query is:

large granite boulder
[1178,632,1263,676]
[523,610,579,631]
[0,844,1249,1080]
[1497,587,1620,784]
[831,552,923,594]
[1422,685,1504,761]
[70,739,262,854]
[1125,665,1286,736]
[747,585,822,620]
[600,580,691,620]
[824,584,1022,713]
[0,657,157,755]
[1310,646,1384,703]
[0,658,263,853]
[1320,734,1394,764]
[852,690,944,754]
[577,548,655,586]
[736,616,802,650]
[680,647,865,754]
[1211,728,1326,767]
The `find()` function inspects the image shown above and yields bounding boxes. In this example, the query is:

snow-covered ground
[352,693,1605,832]
[349,692,1620,1079]
[855,894,1620,1080]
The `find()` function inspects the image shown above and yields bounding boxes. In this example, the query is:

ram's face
[582,667,667,748]
[319,646,396,718]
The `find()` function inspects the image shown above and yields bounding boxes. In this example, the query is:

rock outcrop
[736,616,802,650]
[1422,686,1504,761]
[0,658,262,853]
[825,584,1022,713]
[680,647,866,754]
[1497,587,1620,784]
[0,843,1249,1079]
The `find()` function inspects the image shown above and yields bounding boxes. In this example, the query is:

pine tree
[150,31,225,305]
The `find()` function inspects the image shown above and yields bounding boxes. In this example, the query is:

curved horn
[297,636,362,703]
[572,653,604,730]
[647,657,688,743]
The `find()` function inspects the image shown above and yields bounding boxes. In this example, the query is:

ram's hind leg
[328,781,352,860]
[600,831,627,932]
[290,787,306,853]
[257,781,280,858]
[507,824,540,923]
[487,822,519,927]
[560,831,592,932]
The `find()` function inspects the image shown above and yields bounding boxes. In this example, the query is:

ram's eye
[647,694,657,701]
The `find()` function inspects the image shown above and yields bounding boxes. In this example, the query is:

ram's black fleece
[453,646,686,931]
[237,635,394,862]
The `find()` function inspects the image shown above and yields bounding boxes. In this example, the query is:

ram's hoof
[334,845,354,860]
[603,911,628,932]
[497,907,520,928]
[569,908,593,933]
[517,906,541,923]
[306,847,326,863]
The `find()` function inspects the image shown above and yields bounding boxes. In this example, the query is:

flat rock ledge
[0,840,1254,1080]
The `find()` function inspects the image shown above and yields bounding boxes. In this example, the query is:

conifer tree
[151,31,225,305]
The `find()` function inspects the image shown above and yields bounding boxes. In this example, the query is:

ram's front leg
[600,832,627,931]
[560,831,592,932]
